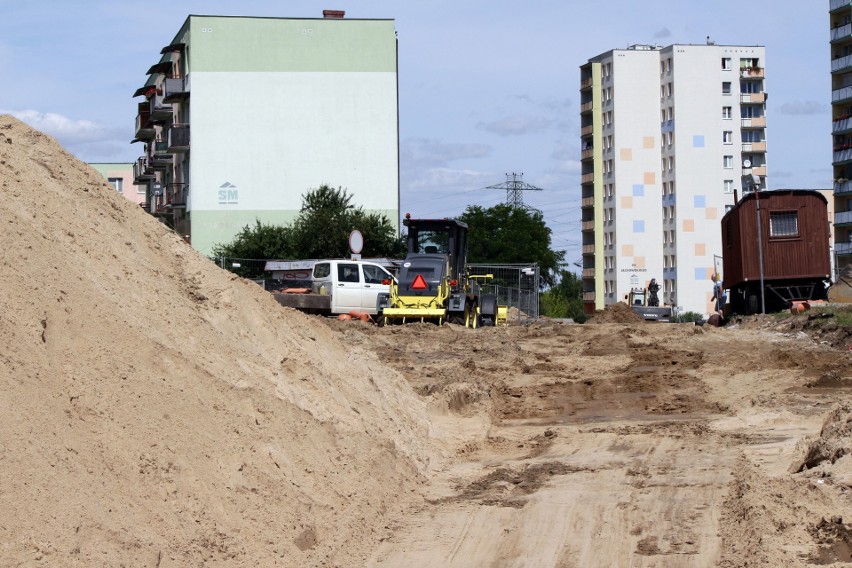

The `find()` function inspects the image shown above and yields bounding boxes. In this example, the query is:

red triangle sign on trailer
[411,274,428,290]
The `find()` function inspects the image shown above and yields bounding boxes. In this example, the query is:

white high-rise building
[579,43,767,316]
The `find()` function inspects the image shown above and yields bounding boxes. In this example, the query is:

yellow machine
[377,216,499,327]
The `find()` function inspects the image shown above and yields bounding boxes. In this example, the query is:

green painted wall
[188,16,396,73]
[192,208,399,257]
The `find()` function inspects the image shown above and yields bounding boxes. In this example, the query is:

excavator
[626,278,672,322]
[377,215,499,327]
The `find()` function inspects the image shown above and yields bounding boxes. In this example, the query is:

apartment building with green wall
[132,11,399,255]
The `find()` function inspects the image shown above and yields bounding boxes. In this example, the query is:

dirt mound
[586,301,644,324]
[0,115,430,567]
[829,267,852,303]
[791,402,852,474]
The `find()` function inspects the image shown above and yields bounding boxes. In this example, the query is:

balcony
[582,196,595,208]
[836,210,852,227]
[166,183,188,208]
[133,156,155,183]
[580,77,593,90]
[582,220,595,231]
[833,54,852,74]
[149,140,171,169]
[134,106,155,140]
[833,116,852,134]
[740,67,764,79]
[834,147,852,164]
[149,93,173,123]
[163,76,190,103]
[581,172,595,184]
[740,92,766,104]
[831,0,851,12]
[741,117,766,128]
[742,141,767,153]
[835,179,852,194]
[580,101,593,113]
[581,148,594,160]
[581,124,593,136]
[167,124,190,153]
[583,291,596,302]
[582,268,595,278]
[836,241,852,255]
[582,244,595,255]
[742,165,767,177]
[833,86,852,104]
[833,23,852,42]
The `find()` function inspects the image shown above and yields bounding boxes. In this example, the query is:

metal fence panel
[467,263,539,324]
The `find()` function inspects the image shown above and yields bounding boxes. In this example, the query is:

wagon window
[769,211,798,238]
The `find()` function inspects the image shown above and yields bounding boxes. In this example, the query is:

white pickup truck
[269,259,395,316]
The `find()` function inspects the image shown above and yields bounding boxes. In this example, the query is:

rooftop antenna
[483,172,543,209]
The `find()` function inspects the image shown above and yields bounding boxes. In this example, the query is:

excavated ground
[325,316,852,567]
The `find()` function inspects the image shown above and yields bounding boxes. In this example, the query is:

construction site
[3,114,852,566]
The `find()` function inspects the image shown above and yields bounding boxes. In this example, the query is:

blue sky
[0,0,831,265]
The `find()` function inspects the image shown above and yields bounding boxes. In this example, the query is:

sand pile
[586,301,644,324]
[0,116,431,567]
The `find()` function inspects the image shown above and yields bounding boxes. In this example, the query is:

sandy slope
[0,116,431,567]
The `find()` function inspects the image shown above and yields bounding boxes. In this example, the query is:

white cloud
[401,138,492,168]
[1,109,116,142]
[0,108,133,161]
[777,101,828,116]
[654,28,672,39]
[476,115,554,137]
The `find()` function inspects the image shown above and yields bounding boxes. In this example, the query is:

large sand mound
[0,116,430,566]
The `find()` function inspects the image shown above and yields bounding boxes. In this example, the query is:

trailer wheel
[747,293,759,314]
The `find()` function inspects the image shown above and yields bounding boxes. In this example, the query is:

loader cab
[403,217,469,282]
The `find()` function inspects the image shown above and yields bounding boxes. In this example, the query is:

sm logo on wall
[218,182,238,205]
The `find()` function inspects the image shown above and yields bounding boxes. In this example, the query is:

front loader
[377,216,498,327]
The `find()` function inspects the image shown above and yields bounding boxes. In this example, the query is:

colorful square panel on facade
[622,244,634,256]
[706,207,717,220]
[620,148,633,161]
[643,136,654,149]
[694,267,711,281]
[682,219,695,232]
[693,195,706,208]
[632,184,644,197]
[621,196,633,209]
[695,243,706,256]
[633,220,645,233]
[644,172,655,185]
[634,256,646,269]
[693,135,705,148]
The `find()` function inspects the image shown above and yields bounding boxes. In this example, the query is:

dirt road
[328,318,852,567]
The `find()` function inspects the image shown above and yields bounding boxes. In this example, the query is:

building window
[724,179,734,193]
[770,211,799,238]
[722,106,732,119]
[723,131,733,144]
[722,82,732,95]
[108,177,123,193]
[723,155,734,169]
[722,57,732,70]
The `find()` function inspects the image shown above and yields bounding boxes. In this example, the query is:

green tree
[541,270,587,322]
[290,185,402,258]
[458,204,565,287]
[210,185,402,277]
[210,220,294,278]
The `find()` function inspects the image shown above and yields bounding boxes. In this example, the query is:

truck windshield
[415,231,449,255]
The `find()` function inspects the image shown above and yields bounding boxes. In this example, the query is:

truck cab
[310,260,394,315]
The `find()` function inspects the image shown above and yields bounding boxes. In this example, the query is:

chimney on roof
[323,10,345,18]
